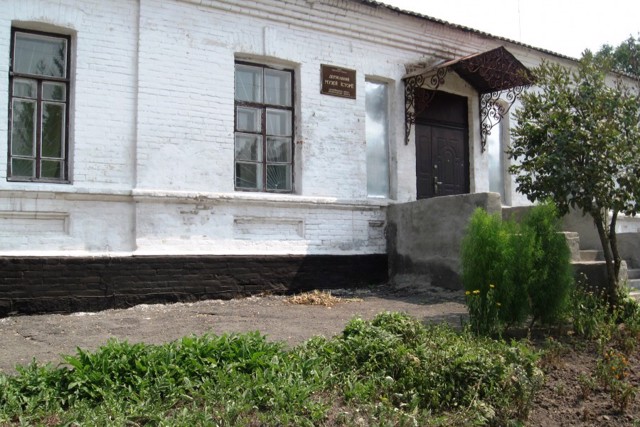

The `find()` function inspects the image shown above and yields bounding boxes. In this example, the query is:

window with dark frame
[8,28,70,182]
[234,62,293,192]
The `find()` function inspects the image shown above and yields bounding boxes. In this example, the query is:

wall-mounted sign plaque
[321,64,356,99]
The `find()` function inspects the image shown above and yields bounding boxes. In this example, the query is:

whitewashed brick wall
[0,0,569,256]
[0,0,138,191]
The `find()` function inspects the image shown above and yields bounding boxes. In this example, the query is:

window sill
[0,185,132,201]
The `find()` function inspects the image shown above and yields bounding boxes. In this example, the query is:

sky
[382,0,640,59]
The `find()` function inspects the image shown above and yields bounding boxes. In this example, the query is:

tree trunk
[609,210,621,287]
[591,210,618,305]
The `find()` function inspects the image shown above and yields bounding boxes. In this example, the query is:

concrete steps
[579,249,603,262]
[573,247,640,298]
[542,214,639,297]
[628,268,640,292]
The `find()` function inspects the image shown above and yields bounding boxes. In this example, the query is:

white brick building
[1,0,627,313]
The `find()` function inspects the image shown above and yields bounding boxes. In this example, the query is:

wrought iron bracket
[479,85,525,152]
[403,67,448,144]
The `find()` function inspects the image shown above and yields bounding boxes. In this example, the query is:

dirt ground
[1,285,638,426]
[0,286,466,374]
[529,342,640,427]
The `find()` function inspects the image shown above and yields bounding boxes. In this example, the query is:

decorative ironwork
[403,47,532,148]
[479,85,526,152]
[403,67,448,144]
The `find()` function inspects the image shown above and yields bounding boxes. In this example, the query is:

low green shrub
[299,312,543,424]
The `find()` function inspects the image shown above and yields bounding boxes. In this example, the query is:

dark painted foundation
[0,254,388,317]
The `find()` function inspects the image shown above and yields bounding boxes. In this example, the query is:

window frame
[7,27,71,183]
[234,61,294,193]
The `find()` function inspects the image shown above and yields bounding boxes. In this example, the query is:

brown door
[415,90,469,199]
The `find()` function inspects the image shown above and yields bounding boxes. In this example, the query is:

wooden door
[415,90,469,199]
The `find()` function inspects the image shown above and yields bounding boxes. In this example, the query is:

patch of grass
[0,312,543,426]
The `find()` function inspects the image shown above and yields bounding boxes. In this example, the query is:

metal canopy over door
[415,89,469,199]
[403,46,533,147]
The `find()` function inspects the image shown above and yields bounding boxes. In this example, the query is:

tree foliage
[595,35,640,77]
[509,53,640,301]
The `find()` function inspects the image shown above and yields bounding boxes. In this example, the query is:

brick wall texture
[0,254,387,316]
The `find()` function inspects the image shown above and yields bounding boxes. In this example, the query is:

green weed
[596,348,638,413]
[0,312,544,426]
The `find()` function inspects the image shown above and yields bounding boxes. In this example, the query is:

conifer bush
[523,202,573,326]
[461,202,574,335]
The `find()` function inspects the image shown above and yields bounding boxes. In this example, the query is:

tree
[595,35,640,78]
[508,53,640,303]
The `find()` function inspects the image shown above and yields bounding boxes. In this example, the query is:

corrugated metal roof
[356,0,578,62]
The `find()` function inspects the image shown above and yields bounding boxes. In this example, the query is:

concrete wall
[391,197,636,292]
[560,210,601,250]
[387,192,501,291]
[618,216,640,234]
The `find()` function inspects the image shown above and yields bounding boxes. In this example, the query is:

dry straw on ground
[284,290,362,307]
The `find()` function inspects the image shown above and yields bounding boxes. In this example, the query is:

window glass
[11,100,36,156]
[11,159,35,177]
[235,65,262,103]
[41,160,62,179]
[43,82,66,101]
[487,130,503,197]
[266,164,291,191]
[41,103,65,158]
[264,69,291,106]
[236,163,262,189]
[365,81,390,198]
[14,33,67,78]
[13,79,36,98]
[266,137,291,162]
[235,134,262,161]
[266,109,292,136]
[236,107,261,132]
[488,105,509,204]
